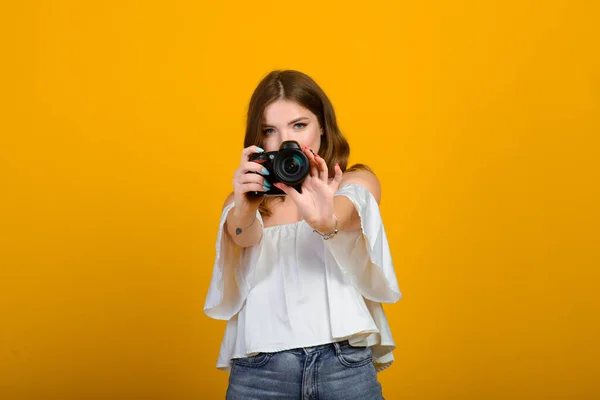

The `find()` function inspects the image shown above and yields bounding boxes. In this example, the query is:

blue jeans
[225,340,384,399]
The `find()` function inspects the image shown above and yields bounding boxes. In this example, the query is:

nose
[280,128,295,143]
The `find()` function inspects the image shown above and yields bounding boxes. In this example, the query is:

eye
[263,128,275,135]
[293,123,307,130]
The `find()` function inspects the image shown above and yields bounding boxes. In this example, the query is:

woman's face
[261,99,322,153]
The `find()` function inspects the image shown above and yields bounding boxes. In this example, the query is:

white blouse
[204,183,402,373]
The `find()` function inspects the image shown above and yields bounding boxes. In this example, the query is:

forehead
[263,100,315,123]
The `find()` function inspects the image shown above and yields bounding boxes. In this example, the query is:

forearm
[335,195,362,231]
[225,204,263,248]
[313,196,361,234]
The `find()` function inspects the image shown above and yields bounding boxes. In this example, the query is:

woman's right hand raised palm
[232,145,270,213]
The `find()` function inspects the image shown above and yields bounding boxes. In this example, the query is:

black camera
[248,140,310,196]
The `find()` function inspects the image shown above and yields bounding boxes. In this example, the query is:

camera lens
[283,154,303,175]
[274,150,309,185]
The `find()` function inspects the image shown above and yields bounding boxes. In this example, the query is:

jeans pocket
[231,352,272,368]
[335,342,373,368]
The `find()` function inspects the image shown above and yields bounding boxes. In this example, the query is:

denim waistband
[301,340,349,354]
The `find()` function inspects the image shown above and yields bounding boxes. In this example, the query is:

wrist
[313,214,339,240]
[314,214,337,234]
[232,204,257,227]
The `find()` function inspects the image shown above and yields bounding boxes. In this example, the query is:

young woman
[204,70,402,399]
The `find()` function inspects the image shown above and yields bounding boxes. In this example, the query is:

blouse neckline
[262,219,305,231]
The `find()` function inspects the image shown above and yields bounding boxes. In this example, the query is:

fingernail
[264,180,271,187]
[261,167,270,175]
[263,185,270,191]
[256,147,264,153]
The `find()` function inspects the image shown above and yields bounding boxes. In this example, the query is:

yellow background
[1,1,599,399]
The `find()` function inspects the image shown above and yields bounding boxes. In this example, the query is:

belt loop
[332,341,341,356]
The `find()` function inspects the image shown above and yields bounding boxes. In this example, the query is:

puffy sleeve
[325,183,402,303]
[203,201,263,320]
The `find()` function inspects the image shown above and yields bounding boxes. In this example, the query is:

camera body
[248,140,310,196]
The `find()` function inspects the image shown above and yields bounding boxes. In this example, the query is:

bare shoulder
[222,192,235,210]
[339,166,381,204]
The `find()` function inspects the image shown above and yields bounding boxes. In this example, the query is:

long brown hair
[244,70,363,216]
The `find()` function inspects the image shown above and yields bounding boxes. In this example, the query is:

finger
[330,163,343,192]
[238,173,271,187]
[242,161,270,176]
[310,160,318,178]
[313,153,328,182]
[273,182,302,203]
[238,182,269,194]
[241,145,264,163]
[304,147,319,177]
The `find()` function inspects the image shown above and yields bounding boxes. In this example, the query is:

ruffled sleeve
[326,183,402,303]
[203,202,263,320]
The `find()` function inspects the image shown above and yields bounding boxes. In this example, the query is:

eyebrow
[262,117,310,128]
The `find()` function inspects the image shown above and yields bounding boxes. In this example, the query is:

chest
[261,198,303,228]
